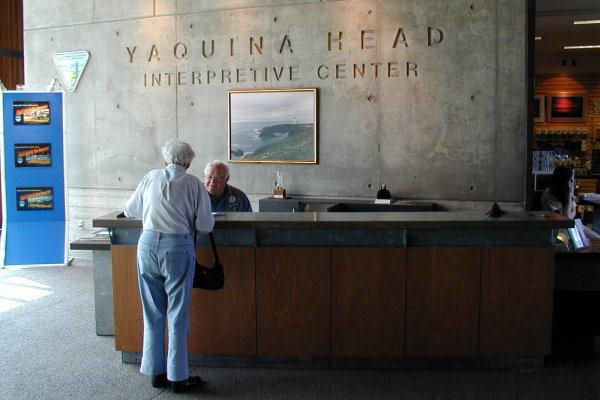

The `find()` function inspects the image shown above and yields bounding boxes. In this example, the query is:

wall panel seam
[24,0,328,32]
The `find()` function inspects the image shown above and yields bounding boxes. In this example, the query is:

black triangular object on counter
[486,201,507,218]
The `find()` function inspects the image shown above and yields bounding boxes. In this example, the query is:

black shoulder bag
[192,231,225,290]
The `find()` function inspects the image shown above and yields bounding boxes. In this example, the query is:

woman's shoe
[172,376,206,393]
[151,374,169,388]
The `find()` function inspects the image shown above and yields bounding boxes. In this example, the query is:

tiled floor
[0,259,598,399]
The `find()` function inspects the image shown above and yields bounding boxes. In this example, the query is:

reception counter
[94,210,571,368]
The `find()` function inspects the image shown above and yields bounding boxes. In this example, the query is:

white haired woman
[124,139,214,393]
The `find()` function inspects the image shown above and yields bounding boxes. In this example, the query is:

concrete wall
[23,0,527,253]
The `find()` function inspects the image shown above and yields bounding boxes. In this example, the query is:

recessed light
[535,36,543,40]
[564,45,600,49]
[573,20,600,25]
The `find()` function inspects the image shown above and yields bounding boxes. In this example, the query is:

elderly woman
[124,139,214,393]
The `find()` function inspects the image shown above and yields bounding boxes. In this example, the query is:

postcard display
[0,92,67,266]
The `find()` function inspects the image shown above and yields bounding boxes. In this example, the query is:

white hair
[161,139,195,167]
[204,160,229,178]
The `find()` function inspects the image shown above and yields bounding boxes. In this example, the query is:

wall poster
[14,144,52,167]
[16,187,54,211]
[13,101,51,125]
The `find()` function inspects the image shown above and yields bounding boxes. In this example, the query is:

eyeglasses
[205,175,227,182]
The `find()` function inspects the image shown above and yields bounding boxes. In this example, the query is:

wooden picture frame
[228,88,318,164]
[548,93,587,124]
[534,94,545,123]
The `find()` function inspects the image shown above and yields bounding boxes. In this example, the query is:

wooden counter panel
[479,247,554,356]
[189,247,256,355]
[405,248,481,357]
[331,248,406,357]
[109,242,556,360]
[112,245,257,355]
[256,248,330,357]
[112,245,143,352]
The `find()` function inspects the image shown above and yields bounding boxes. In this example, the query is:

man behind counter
[203,161,252,212]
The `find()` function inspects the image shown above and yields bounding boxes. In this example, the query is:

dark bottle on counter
[376,184,391,199]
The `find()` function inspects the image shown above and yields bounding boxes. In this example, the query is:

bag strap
[209,232,219,263]
[193,216,197,250]
[193,214,220,263]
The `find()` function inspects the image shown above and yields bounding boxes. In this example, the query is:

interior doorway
[529,0,600,212]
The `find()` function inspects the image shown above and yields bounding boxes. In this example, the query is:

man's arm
[241,192,253,212]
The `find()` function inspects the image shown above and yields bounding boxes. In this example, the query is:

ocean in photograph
[231,120,315,161]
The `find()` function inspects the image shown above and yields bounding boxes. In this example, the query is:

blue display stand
[0,91,68,267]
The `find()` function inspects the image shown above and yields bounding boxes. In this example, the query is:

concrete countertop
[260,196,437,206]
[70,230,111,251]
[93,210,573,230]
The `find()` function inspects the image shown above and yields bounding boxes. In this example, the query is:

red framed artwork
[548,93,587,124]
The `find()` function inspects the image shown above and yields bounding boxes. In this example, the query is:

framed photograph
[533,95,545,123]
[14,144,52,167]
[548,93,587,123]
[228,88,317,164]
[13,101,51,125]
[16,187,54,211]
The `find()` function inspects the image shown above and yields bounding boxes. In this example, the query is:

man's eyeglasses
[205,175,227,182]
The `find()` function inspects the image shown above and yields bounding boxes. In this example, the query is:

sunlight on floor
[2,276,51,290]
[0,298,23,313]
[0,274,53,314]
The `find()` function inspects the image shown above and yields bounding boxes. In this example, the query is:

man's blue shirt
[209,184,252,212]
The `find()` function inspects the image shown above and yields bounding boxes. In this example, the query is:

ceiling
[536,0,600,57]
[537,0,600,14]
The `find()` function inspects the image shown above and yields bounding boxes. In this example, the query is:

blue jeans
[137,230,195,381]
